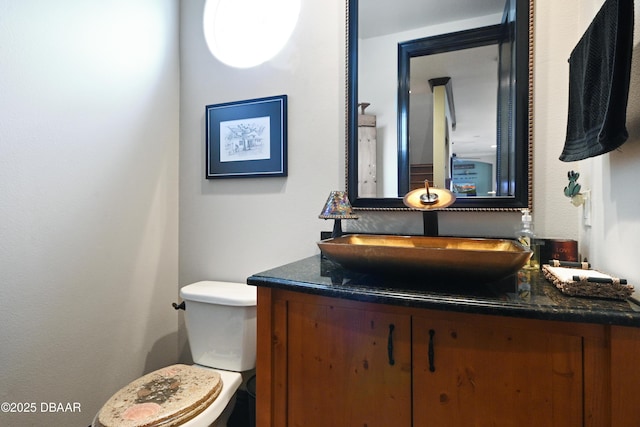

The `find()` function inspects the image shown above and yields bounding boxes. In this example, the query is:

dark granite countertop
[247,255,640,327]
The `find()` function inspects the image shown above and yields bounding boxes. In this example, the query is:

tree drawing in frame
[220,116,271,162]
[205,94,287,179]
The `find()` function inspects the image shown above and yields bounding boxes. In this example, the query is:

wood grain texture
[610,326,640,427]
[256,288,632,427]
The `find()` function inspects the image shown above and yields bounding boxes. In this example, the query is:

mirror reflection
[347,0,531,210]
[408,43,501,198]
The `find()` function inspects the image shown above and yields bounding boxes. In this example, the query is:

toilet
[93,281,257,427]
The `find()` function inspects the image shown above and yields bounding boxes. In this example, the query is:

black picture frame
[205,95,288,179]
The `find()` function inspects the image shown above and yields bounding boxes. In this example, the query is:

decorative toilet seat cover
[97,364,222,427]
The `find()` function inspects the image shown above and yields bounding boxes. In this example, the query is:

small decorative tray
[542,260,634,300]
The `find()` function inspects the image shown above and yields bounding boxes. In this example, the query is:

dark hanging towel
[559,0,634,162]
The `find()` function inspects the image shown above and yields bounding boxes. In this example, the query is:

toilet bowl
[93,281,256,427]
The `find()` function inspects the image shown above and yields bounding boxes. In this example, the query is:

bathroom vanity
[247,255,640,427]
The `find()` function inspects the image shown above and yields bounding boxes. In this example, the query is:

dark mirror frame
[346,0,533,211]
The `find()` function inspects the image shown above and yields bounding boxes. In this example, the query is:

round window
[203,0,301,68]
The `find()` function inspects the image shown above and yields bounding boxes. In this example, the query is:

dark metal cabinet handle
[428,329,436,372]
[387,324,395,366]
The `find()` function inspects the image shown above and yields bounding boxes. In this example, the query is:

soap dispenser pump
[516,208,539,269]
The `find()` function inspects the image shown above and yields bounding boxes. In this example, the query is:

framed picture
[205,95,288,179]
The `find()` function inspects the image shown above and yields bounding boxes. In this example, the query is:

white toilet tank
[180,281,257,372]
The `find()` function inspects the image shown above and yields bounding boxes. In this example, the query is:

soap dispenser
[516,208,539,269]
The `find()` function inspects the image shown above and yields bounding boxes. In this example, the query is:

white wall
[577,0,640,291]
[178,0,346,358]
[177,0,591,270]
[1,0,637,425]
[0,1,180,425]
[178,0,345,285]
[177,0,586,293]
[531,0,584,243]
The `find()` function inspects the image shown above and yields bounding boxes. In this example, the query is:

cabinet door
[286,300,412,427]
[413,315,583,427]
[611,326,640,427]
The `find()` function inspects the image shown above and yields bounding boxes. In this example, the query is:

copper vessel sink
[318,234,532,282]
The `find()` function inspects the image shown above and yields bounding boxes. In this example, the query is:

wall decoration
[205,95,287,178]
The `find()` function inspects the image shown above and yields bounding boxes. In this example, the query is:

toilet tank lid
[180,281,257,306]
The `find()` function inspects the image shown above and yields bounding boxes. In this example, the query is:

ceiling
[359,0,506,39]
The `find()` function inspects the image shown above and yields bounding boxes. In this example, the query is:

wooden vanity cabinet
[256,287,636,427]
[266,290,412,427]
[413,314,587,426]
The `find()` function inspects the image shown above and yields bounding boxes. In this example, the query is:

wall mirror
[346,0,533,210]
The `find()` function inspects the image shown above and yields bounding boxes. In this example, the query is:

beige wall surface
[1,0,638,426]
[0,0,180,425]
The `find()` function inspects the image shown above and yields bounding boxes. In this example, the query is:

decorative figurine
[564,170,585,207]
